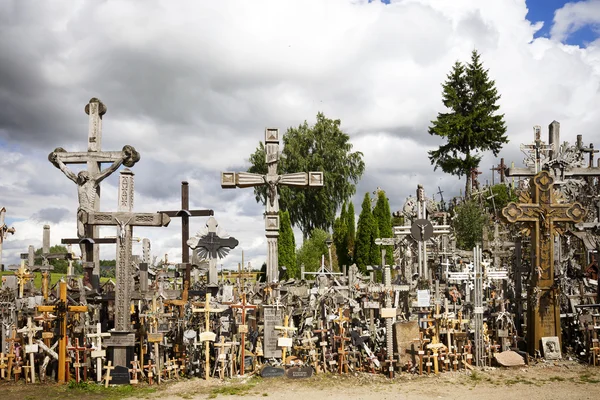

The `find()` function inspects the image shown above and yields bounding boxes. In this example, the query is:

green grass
[579,373,600,384]
[67,380,157,400]
[207,382,258,399]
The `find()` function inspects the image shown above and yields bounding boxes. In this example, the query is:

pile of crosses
[1,100,600,386]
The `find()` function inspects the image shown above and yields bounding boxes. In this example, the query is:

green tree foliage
[34,245,71,274]
[333,202,349,269]
[296,228,330,273]
[372,190,394,265]
[346,202,356,264]
[278,210,297,278]
[452,200,487,250]
[354,193,378,272]
[428,50,508,196]
[100,259,116,278]
[486,184,518,215]
[248,113,365,238]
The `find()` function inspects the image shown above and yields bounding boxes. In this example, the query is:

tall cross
[187,216,239,285]
[37,280,88,383]
[159,181,214,296]
[230,293,257,375]
[80,169,170,367]
[0,207,16,272]
[49,98,140,288]
[502,171,586,355]
[470,167,483,191]
[221,128,324,283]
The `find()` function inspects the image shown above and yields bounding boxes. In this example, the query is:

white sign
[278,337,293,348]
[417,290,431,307]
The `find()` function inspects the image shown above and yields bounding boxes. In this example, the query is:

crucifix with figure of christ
[221,128,324,284]
[0,207,16,272]
[49,98,140,289]
[502,171,586,355]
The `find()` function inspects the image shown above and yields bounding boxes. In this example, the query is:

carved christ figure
[49,145,137,238]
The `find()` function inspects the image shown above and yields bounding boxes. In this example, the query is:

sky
[1,0,600,271]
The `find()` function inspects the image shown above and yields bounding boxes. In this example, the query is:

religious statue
[49,145,139,238]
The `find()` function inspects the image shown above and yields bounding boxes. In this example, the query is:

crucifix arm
[95,157,124,184]
[49,149,78,183]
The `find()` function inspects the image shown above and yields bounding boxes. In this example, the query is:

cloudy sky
[1,0,600,270]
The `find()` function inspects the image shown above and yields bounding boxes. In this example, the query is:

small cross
[103,360,115,388]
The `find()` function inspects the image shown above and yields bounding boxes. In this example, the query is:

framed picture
[541,336,561,360]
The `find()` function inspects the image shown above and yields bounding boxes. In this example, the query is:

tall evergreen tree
[428,50,508,196]
[332,202,349,269]
[372,189,394,265]
[354,193,377,272]
[296,228,330,273]
[278,210,297,278]
[346,201,356,265]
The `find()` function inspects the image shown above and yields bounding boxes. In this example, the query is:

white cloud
[1,0,600,267]
[551,0,600,42]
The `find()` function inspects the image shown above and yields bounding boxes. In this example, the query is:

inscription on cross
[502,171,586,355]
[221,128,324,283]
[49,98,140,287]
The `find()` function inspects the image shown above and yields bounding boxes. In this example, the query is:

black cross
[159,181,214,286]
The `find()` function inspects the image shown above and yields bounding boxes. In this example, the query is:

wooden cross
[0,206,16,272]
[5,326,19,380]
[159,181,213,297]
[221,128,324,283]
[333,308,351,374]
[144,359,155,385]
[14,259,33,298]
[103,360,115,387]
[213,336,233,379]
[491,158,507,184]
[502,171,586,355]
[68,338,87,383]
[230,293,257,375]
[0,352,7,379]
[87,322,110,382]
[275,314,297,365]
[129,355,142,384]
[17,316,42,383]
[49,98,141,288]
[313,320,329,373]
[192,292,224,380]
[37,280,88,383]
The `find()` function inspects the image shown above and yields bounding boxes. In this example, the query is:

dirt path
[1,361,598,400]
[136,361,600,400]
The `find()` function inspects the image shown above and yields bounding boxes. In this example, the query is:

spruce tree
[346,201,356,265]
[372,190,394,265]
[354,193,377,272]
[278,210,297,278]
[428,50,507,196]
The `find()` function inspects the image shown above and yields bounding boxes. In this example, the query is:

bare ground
[1,361,599,400]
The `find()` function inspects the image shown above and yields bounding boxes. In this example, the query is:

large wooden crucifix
[48,98,140,288]
[81,169,170,367]
[0,207,16,272]
[159,181,214,294]
[502,171,586,355]
[221,128,324,283]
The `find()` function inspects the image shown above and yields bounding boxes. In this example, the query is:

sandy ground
[134,361,600,400]
[1,361,598,400]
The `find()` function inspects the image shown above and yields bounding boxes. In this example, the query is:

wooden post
[230,293,257,375]
[192,293,224,380]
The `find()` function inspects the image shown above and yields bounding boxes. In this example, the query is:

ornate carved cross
[502,171,586,355]
[221,128,324,283]
[0,207,16,272]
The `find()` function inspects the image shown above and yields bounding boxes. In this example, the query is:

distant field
[0,271,110,288]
